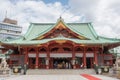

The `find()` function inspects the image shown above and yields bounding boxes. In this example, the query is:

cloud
[69,0,120,38]
[0,0,120,38]
[0,0,81,34]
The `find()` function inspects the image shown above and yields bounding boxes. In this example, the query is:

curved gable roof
[66,23,98,40]
[24,23,54,40]
[24,18,98,40]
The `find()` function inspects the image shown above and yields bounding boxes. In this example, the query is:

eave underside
[2,38,120,49]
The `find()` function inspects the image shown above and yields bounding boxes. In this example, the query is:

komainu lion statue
[116,57,120,68]
[0,58,8,69]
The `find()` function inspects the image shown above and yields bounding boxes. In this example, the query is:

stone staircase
[27,69,96,75]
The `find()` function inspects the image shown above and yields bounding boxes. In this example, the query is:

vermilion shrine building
[1,18,120,69]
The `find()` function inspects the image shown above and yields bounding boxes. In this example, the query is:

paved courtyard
[0,69,119,80]
[0,74,119,80]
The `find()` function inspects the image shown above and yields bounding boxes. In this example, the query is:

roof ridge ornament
[60,16,62,19]
[57,16,64,22]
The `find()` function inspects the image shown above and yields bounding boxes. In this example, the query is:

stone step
[27,69,95,75]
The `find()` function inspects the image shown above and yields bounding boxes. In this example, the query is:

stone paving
[0,74,119,80]
[0,69,119,80]
[27,69,95,75]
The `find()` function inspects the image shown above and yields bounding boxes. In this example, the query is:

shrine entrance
[53,58,72,69]
[86,57,94,68]
[38,58,46,69]
[28,58,36,69]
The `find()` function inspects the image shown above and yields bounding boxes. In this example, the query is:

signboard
[50,54,72,57]
[39,54,47,57]
[86,53,94,57]
[76,53,83,57]
[28,54,36,57]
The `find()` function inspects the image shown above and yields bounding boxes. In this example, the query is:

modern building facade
[1,18,120,69]
[0,18,22,40]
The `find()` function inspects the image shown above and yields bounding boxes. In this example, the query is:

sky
[0,0,120,38]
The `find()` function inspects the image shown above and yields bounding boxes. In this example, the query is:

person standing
[23,64,27,75]
[66,62,68,69]
[68,62,71,69]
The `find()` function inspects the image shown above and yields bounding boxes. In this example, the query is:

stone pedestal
[116,68,120,79]
[35,65,38,69]
[46,65,49,69]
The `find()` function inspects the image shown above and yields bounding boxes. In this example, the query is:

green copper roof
[24,23,55,40]
[24,19,98,40]
[66,23,98,40]
[1,18,120,46]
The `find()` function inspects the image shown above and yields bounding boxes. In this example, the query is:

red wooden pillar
[25,47,28,64]
[110,59,113,66]
[46,46,50,69]
[72,46,76,69]
[102,51,104,65]
[111,55,113,65]
[94,47,98,65]
[35,47,39,69]
[102,46,104,65]
[83,47,86,68]
[9,56,12,67]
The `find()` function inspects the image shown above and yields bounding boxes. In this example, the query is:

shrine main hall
[1,17,120,69]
